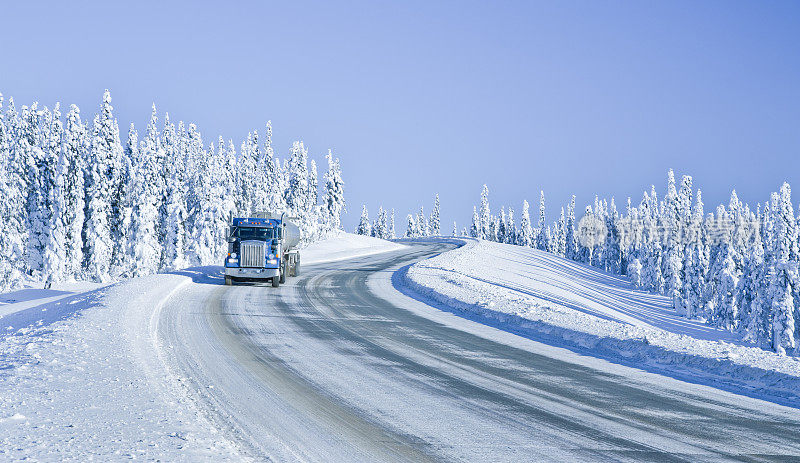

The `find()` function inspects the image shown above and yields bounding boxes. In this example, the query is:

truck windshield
[235,227,275,241]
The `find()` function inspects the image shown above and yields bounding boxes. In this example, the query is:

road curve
[157,241,800,462]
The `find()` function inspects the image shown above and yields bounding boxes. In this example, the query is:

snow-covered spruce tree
[42,104,67,287]
[470,206,479,238]
[555,207,566,257]
[430,194,441,236]
[113,123,136,278]
[0,95,24,290]
[187,135,218,266]
[536,190,547,251]
[479,185,491,240]
[517,200,533,247]
[405,214,417,238]
[162,120,188,271]
[307,159,320,237]
[679,190,708,318]
[215,137,237,256]
[356,205,371,236]
[661,170,683,303]
[738,210,769,346]
[372,206,386,239]
[83,90,123,282]
[389,209,396,239]
[18,103,48,276]
[602,198,622,274]
[416,206,428,237]
[60,104,86,280]
[497,207,507,244]
[1,97,27,287]
[565,195,578,260]
[130,122,161,276]
[769,184,798,355]
[323,150,345,231]
[452,221,458,237]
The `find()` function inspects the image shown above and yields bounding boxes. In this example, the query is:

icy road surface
[157,241,800,462]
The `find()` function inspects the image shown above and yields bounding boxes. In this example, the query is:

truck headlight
[231,253,237,258]
[268,253,275,259]
[267,259,277,265]
[228,258,238,264]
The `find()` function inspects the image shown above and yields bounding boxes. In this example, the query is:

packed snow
[0,233,398,460]
[301,230,406,264]
[401,238,800,407]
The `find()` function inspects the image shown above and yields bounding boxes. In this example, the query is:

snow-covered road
[155,241,800,462]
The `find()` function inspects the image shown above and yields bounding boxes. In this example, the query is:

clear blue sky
[3,1,799,231]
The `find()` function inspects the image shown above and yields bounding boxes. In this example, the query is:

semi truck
[224,212,301,287]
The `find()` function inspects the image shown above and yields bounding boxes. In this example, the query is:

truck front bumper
[225,267,280,279]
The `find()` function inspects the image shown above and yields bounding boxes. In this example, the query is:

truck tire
[272,276,280,287]
[225,276,233,286]
[280,268,286,284]
[294,260,300,277]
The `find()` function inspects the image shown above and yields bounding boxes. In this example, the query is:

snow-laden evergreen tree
[430,194,441,236]
[769,184,798,354]
[479,185,491,240]
[113,123,136,278]
[555,207,566,257]
[1,97,27,287]
[356,205,371,236]
[565,195,578,260]
[83,91,123,282]
[470,206,479,238]
[452,221,458,237]
[285,141,309,215]
[60,105,86,279]
[497,207,507,244]
[324,150,345,231]
[307,158,319,236]
[679,190,707,318]
[130,122,161,276]
[536,190,547,250]
[187,137,218,266]
[41,104,66,287]
[602,198,622,274]
[19,103,48,275]
[739,210,768,345]
[405,214,417,238]
[214,138,237,252]
[372,206,387,239]
[389,208,396,239]
[162,121,188,270]
[0,95,24,290]
[261,122,285,215]
[417,206,429,237]
[517,200,533,247]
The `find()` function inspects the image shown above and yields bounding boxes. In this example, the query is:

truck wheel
[294,261,300,277]
[280,266,286,284]
[272,276,280,287]
[225,276,233,286]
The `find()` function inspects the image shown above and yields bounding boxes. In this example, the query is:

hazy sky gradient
[2,1,799,230]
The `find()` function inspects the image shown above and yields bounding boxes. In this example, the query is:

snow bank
[301,231,405,265]
[400,238,800,408]
[0,273,245,461]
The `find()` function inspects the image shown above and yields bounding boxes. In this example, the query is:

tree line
[0,90,346,290]
[467,172,800,355]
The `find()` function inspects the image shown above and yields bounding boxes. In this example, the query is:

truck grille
[240,241,266,268]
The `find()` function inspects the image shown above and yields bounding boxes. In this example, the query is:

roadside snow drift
[301,230,406,264]
[401,238,800,407]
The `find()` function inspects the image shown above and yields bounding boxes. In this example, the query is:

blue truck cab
[224,214,300,287]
